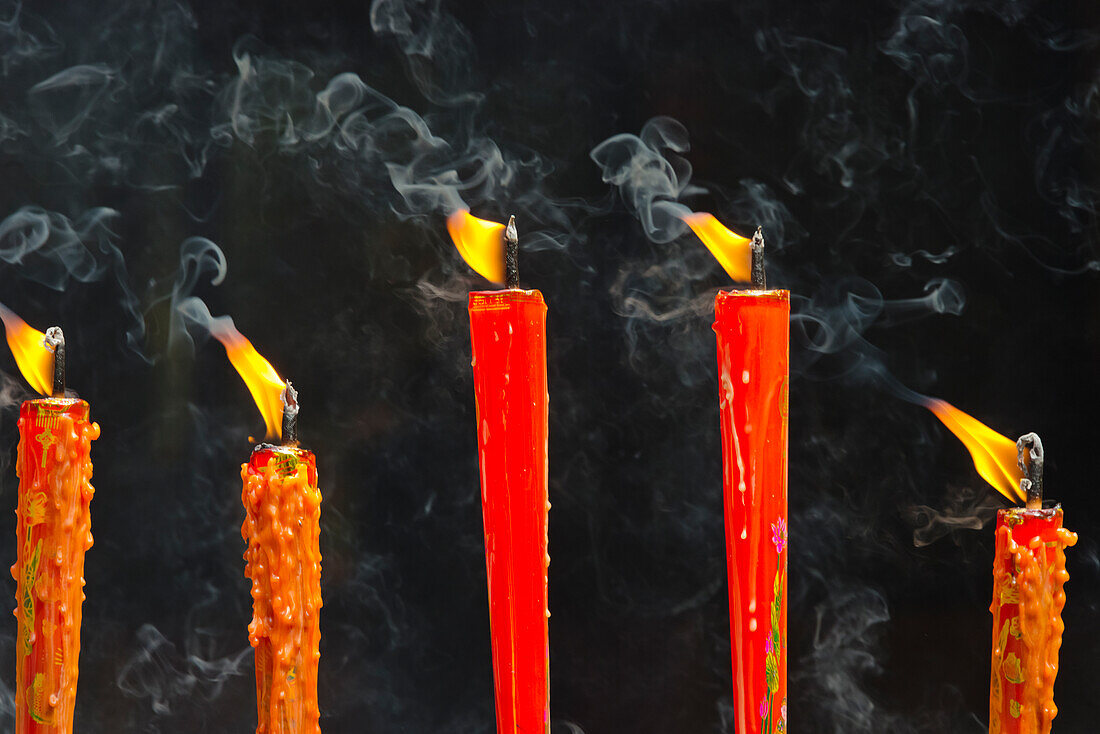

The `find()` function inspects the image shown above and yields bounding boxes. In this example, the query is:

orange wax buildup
[989,506,1077,734]
[713,289,789,734]
[242,446,322,734]
[468,289,550,734]
[12,398,99,734]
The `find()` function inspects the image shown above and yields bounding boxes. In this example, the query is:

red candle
[989,507,1077,733]
[714,290,789,734]
[682,217,788,734]
[1,307,99,734]
[242,441,321,734]
[204,315,322,734]
[449,210,550,734]
[922,406,1079,733]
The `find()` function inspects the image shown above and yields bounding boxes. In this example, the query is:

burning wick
[44,326,65,398]
[750,226,766,290]
[281,382,299,447]
[504,215,519,289]
[1017,432,1043,510]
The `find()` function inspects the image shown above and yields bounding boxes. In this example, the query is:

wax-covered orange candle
[989,506,1077,733]
[1,306,99,734]
[201,312,322,734]
[923,406,1079,733]
[448,211,551,734]
[243,439,321,734]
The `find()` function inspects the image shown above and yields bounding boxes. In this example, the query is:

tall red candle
[713,289,789,734]
[469,288,550,734]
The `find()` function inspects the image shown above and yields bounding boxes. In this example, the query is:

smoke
[0,370,25,414]
[796,585,893,732]
[212,34,561,229]
[116,622,250,717]
[793,585,981,733]
[370,0,482,106]
[591,117,698,243]
[163,237,228,358]
[173,297,236,349]
[0,206,148,357]
[0,207,117,291]
[904,484,1001,547]
[0,0,1090,731]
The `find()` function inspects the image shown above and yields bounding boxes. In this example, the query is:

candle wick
[44,326,65,398]
[281,381,299,446]
[505,215,519,289]
[1017,432,1043,510]
[751,226,766,289]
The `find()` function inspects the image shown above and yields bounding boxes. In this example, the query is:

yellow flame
[210,327,286,440]
[682,212,752,282]
[0,304,54,396]
[924,398,1025,504]
[447,209,505,284]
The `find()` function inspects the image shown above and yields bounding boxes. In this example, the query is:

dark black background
[0,0,1096,731]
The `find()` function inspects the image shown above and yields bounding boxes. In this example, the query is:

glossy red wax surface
[713,290,789,734]
[469,289,550,734]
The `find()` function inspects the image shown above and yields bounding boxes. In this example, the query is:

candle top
[23,396,86,407]
[469,289,546,310]
[716,289,790,302]
[999,504,1061,522]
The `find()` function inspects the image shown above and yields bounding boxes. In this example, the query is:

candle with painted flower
[206,316,321,734]
[0,304,99,734]
[447,210,550,734]
[682,216,788,734]
[922,402,1077,733]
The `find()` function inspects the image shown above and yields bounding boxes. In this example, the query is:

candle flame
[0,303,55,396]
[924,398,1025,504]
[210,325,287,440]
[681,212,752,282]
[447,209,505,284]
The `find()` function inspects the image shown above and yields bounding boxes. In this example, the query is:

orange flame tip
[681,212,753,282]
[0,303,55,396]
[447,209,505,284]
[210,325,287,440]
[924,398,1025,504]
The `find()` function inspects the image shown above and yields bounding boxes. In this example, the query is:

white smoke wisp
[591,116,698,243]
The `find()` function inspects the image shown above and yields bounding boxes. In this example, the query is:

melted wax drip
[242,447,322,734]
[11,398,99,734]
